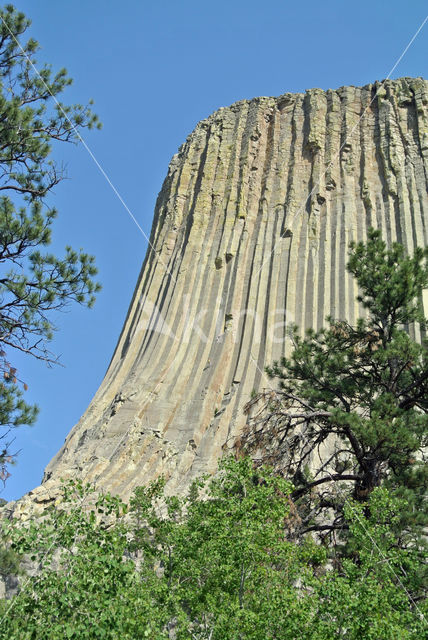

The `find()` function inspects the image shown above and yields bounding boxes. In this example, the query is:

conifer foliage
[241,229,428,556]
[0,4,101,476]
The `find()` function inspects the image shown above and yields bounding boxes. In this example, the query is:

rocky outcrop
[28,77,428,505]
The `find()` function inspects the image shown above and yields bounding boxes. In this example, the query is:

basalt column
[40,78,428,501]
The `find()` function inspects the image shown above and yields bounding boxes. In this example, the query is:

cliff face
[36,78,428,503]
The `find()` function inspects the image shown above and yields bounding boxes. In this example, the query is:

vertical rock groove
[39,78,428,500]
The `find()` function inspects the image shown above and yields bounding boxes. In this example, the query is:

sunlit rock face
[40,77,428,501]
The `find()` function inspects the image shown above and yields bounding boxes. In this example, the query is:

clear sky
[2,0,427,501]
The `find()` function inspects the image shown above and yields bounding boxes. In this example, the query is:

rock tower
[36,78,428,503]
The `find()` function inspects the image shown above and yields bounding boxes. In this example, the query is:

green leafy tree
[307,488,428,639]
[0,459,426,639]
[130,456,315,639]
[0,4,101,474]
[241,229,428,557]
[0,482,168,639]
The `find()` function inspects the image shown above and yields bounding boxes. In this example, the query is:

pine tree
[0,5,101,477]
[241,229,428,555]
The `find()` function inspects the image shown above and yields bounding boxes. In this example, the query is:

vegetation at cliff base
[0,4,101,478]
[0,457,426,639]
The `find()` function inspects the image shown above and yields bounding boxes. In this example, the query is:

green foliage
[347,230,428,329]
[243,229,427,560]
[308,489,428,639]
[130,457,308,639]
[0,544,19,578]
[0,4,101,465]
[0,482,164,639]
[0,459,425,638]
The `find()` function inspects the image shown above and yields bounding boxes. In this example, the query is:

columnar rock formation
[38,78,428,502]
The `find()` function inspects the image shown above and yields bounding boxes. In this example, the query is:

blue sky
[3,0,427,501]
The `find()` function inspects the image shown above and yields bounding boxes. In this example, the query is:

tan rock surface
[35,78,428,501]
